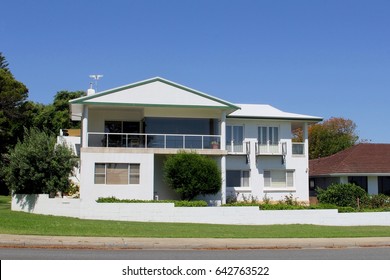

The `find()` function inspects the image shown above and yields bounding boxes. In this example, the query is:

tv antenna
[89,74,103,92]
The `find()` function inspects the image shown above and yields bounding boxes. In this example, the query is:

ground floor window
[226,170,250,187]
[378,176,390,196]
[264,170,294,188]
[348,176,368,192]
[94,163,140,185]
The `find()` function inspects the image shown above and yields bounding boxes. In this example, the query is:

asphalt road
[1,247,390,260]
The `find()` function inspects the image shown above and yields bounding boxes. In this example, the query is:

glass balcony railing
[87,133,221,150]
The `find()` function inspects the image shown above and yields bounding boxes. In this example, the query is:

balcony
[256,141,287,156]
[87,132,221,150]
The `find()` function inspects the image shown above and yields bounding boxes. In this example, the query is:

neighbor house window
[94,163,140,184]
[264,170,294,188]
[227,170,250,188]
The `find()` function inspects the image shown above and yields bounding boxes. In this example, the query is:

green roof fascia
[75,101,233,110]
[227,115,323,122]
[69,77,240,110]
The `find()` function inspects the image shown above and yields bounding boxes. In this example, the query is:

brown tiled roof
[309,144,390,176]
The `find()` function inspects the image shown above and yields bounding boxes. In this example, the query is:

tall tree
[0,52,9,72]
[0,68,29,154]
[309,117,358,159]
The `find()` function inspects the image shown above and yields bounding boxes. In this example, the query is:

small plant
[226,192,238,204]
[262,194,271,204]
[250,195,259,204]
[64,182,80,198]
[282,193,299,206]
[365,194,390,209]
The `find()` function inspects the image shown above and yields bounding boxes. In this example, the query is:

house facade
[309,143,390,196]
[67,77,322,204]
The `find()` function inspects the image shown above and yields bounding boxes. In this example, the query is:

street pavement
[1,234,390,250]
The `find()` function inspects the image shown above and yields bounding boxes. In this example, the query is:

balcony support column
[81,105,88,148]
[220,111,227,204]
[304,122,309,156]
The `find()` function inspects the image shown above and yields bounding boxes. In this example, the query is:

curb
[1,235,390,250]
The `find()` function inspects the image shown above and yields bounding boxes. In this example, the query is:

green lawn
[1,196,390,238]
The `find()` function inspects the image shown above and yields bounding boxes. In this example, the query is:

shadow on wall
[13,194,39,212]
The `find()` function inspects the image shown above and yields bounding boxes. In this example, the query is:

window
[348,176,368,192]
[258,126,279,144]
[226,125,244,152]
[264,170,294,188]
[105,121,140,134]
[378,176,390,196]
[227,170,250,188]
[94,163,140,185]
[104,121,141,147]
[144,117,219,135]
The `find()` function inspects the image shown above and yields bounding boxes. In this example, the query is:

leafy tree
[163,151,221,200]
[2,128,77,194]
[32,90,84,133]
[308,117,358,159]
[0,68,29,154]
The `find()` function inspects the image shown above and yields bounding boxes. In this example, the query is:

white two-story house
[68,77,322,204]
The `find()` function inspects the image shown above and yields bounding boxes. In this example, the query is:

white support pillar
[304,122,309,156]
[81,105,88,148]
[220,111,227,204]
[220,111,226,150]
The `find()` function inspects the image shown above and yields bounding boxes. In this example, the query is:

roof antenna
[89,74,103,92]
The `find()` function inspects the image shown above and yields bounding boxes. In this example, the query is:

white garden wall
[12,194,390,226]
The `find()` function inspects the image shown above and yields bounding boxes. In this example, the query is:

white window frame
[94,163,141,185]
[264,170,295,190]
[258,126,279,145]
[226,170,250,188]
[226,125,245,153]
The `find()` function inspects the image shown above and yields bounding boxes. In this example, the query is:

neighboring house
[67,77,322,204]
[309,143,390,196]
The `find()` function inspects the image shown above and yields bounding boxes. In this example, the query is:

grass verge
[1,196,390,238]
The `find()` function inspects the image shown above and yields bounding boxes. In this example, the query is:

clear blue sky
[2,0,389,142]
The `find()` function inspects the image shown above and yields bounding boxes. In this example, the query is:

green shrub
[163,151,221,200]
[2,128,77,194]
[316,183,368,208]
[96,197,208,207]
[259,203,307,210]
[365,194,390,209]
[172,200,208,207]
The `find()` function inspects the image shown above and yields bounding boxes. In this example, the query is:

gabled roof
[228,104,322,122]
[70,77,239,109]
[310,143,390,176]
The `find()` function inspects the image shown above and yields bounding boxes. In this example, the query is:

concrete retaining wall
[12,194,80,218]
[12,194,390,226]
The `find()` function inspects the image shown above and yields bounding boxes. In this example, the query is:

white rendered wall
[12,195,390,226]
[80,149,154,202]
[225,119,310,203]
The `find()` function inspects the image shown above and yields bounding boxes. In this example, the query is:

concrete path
[1,234,390,250]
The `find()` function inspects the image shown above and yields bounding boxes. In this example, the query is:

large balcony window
[144,117,219,135]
